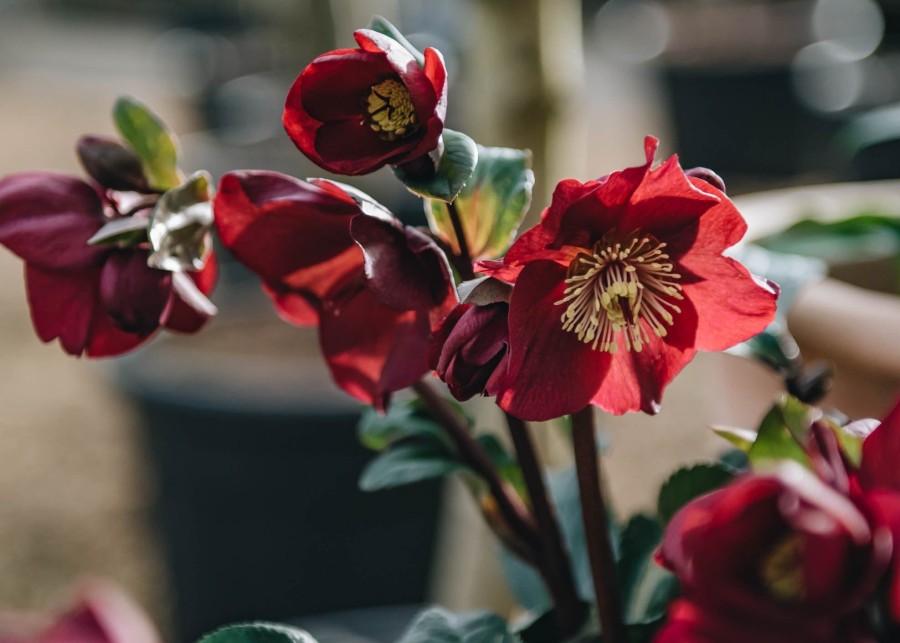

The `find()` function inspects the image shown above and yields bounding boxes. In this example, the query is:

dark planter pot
[114,313,442,643]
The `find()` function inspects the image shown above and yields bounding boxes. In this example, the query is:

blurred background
[1,0,899,641]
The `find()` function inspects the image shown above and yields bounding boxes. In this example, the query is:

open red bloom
[656,465,891,643]
[478,137,778,420]
[213,170,456,409]
[0,173,216,357]
[283,29,447,175]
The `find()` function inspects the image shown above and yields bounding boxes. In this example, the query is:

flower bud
[685,166,726,193]
[77,135,150,193]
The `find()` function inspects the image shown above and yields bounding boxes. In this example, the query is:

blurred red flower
[656,465,891,643]
[0,172,216,357]
[479,137,778,420]
[283,29,447,176]
[214,170,456,409]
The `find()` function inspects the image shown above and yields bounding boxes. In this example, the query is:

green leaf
[395,608,515,643]
[113,95,182,191]
[368,15,425,67]
[618,515,679,627]
[711,426,758,453]
[747,398,809,467]
[425,146,534,259]
[359,440,462,491]
[393,129,478,202]
[198,623,318,643]
[727,323,799,374]
[657,463,735,525]
[148,170,214,272]
[358,398,451,452]
[86,215,150,247]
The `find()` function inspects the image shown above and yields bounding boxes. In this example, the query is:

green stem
[571,406,627,643]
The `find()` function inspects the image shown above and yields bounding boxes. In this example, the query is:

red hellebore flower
[283,29,447,175]
[0,172,216,357]
[213,170,457,410]
[479,137,778,420]
[656,463,891,643]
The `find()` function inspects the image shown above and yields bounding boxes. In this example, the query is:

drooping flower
[0,171,217,357]
[213,170,457,409]
[656,464,891,643]
[478,137,778,420]
[283,29,447,175]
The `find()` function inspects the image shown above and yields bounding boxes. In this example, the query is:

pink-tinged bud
[684,166,727,193]
[431,302,510,401]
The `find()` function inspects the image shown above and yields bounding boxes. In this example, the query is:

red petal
[860,395,900,491]
[423,47,448,123]
[314,119,412,175]
[679,254,778,352]
[862,491,900,620]
[99,251,170,336]
[318,286,430,410]
[0,173,108,271]
[85,312,148,357]
[297,49,392,121]
[262,283,319,327]
[496,260,612,421]
[214,171,363,298]
[591,298,698,415]
[159,254,218,334]
[25,265,100,356]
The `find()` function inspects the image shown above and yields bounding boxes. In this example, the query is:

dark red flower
[478,137,778,420]
[0,172,216,357]
[656,465,891,643]
[430,302,510,401]
[213,170,456,409]
[283,29,447,175]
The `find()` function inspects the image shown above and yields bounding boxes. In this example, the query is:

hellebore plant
[1,14,897,643]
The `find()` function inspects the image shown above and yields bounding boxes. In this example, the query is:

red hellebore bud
[656,464,891,643]
[283,29,447,175]
[478,137,778,421]
[213,170,457,410]
[430,302,511,402]
[0,172,217,356]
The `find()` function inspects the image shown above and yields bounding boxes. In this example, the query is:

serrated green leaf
[359,440,462,491]
[396,608,515,643]
[747,399,813,469]
[425,146,533,260]
[358,399,451,452]
[113,96,182,191]
[393,130,478,202]
[368,15,425,67]
[657,463,735,525]
[198,623,318,643]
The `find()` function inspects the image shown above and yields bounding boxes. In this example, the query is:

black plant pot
[115,314,442,643]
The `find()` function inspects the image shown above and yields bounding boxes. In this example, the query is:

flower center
[760,535,806,602]
[554,233,683,353]
[365,78,419,141]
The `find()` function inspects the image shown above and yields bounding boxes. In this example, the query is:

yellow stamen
[554,233,683,353]
[365,78,419,141]
[760,535,806,602]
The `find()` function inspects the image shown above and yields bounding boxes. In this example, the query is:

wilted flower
[0,171,216,357]
[656,464,891,643]
[213,170,456,409]
[479,137,778,421]
[283,29,447,176]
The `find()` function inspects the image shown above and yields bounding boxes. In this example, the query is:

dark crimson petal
[423,47,448,124]
[496,260,612,421]
[355,30,438,118]
[214,171,363,298]
[615,155,721,260]
[262,284,320,327]
[77,135,150,193]
[678,254,778,352]
[25,264,101,356]
[314,119,411,175]
[85,312,148,357]
[298,49,393,121]
[590,298,698,415]
[861,491,900,621]
[859,395,900,491]
[318,286,430,410]
[0,172,108,271]
[160,254,219,334]
[350,215,457,320]
[99,251,171,336]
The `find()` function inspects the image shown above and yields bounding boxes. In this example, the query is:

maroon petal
[314,119,412,175]
[160,254,218,334]
[355,29,438,118]
[84,314,148,357]
[496,260,612,421]
[860,396,900,491]
[262,284,320,327]
[99,251,171,336]
[679,254,778,352]
[25,265,101,356]
[214,171,363,298]
[0,172,108,271]
[298,49,393,121]
[318,286,430,410]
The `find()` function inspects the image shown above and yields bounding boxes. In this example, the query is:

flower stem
[413,380,540,560]
[506,412,585,637]
[571,406,627,643]
[446,200,475,281]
